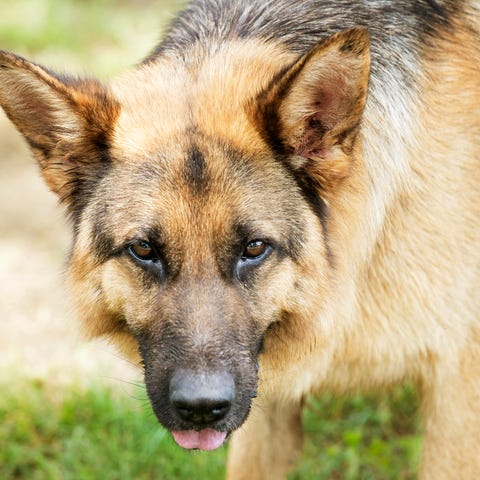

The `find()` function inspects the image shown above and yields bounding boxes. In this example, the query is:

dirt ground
[0,110,140,387]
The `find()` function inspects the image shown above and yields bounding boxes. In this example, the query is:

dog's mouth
[142,349,260,451]
[171,429,228,451]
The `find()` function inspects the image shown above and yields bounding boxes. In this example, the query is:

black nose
[169,370,235,426]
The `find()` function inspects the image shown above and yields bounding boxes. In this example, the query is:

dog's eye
[127,240,165,278]
[242,240,268,259]
[130,240,154,260]
[236,239,272,281]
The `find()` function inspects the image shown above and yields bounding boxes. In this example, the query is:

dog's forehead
[110,39,295,159]
[103,40,302,244]
[92,131,301,260]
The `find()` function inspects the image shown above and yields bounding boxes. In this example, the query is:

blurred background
[0,1,421,478]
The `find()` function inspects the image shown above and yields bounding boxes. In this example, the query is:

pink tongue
[172,429,227,451]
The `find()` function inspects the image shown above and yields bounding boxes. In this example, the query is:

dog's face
[0,28,369,449]
[75,137,318,448]
[76,135,318,446]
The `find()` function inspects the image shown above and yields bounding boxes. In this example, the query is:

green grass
[0,379,421,479]
[295,390,421,479]
[0,379,225,480]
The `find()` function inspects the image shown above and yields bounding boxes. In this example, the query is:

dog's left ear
[256,27,370,191]
[0,51,119,213]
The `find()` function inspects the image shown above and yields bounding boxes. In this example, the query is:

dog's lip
[171,429,228,451]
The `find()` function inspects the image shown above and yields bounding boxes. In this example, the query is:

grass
[0,379,421,479]
[295,391,421,479]
[0,379,226,480]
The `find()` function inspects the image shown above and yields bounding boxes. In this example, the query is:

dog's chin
[171,429,228,451]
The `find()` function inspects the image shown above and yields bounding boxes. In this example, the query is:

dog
[1,0,479,478]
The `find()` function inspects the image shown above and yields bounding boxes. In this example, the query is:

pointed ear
[0,51,119,213]
[256,28,370,190]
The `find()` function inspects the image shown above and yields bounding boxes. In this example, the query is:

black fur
[146,0,459,88]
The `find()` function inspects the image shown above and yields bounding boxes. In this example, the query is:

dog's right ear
[0,51,119,212]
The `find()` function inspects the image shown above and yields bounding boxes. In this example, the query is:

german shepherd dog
[1,0,479,478]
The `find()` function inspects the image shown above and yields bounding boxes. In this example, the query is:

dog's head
[0,28,369,449]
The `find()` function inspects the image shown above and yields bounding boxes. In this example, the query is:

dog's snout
[170,370,235,426]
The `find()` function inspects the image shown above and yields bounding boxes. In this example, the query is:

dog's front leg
[226,397,304,480]
[419,335,480,480]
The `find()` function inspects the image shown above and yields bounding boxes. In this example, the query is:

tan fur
[228,14,480,480]
[0,5,479,479]
[111,39,296,159]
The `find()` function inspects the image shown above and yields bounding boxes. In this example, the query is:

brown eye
[243,240,268,259]
[130,240,154,260]
[127,239,165,278]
